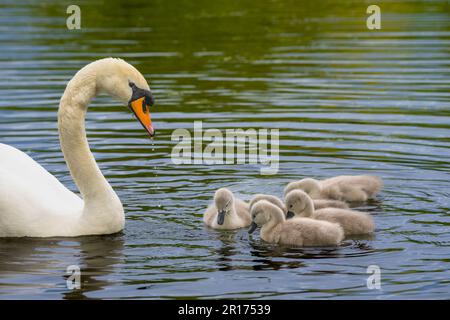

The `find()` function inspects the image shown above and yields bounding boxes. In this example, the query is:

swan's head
[285,189,313,219]
[284,178,321,198]
[93,58,155,137]
[214,188,234,225]
[248,200,283,234]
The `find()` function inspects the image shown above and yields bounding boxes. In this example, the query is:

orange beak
[129,97,154,137]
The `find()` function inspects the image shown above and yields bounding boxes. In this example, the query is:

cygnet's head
[214,188,234,225]
[248,200,283,234]
[285,189,314,219]
[284,178,321,198]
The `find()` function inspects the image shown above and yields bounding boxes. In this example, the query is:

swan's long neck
[229,201,239,218]
[262,208,284,235]
[308,179,322,198]
[302,196,315,217]
[58,63,123,228]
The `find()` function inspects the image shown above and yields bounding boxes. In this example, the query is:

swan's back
[278,218,344,246]
[0,143,82,236]
[321,175,382,201]
[323,175,382,194]
[313,199,348,210]
[314,208,375,235]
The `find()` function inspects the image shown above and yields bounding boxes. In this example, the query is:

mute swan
[285,190,375,235]
[248,200,344,247]
[284,175,383,202]
[203,188,251,230]
[249,194,347,214]
[0,58,154,237]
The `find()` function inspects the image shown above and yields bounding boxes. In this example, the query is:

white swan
[203,188,251,230]
[285,190,375,235]
[248,200,344,247]
[284,175,383,202]
[0,58,154,237]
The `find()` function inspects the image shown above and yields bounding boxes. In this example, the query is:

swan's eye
[289,205,293,208]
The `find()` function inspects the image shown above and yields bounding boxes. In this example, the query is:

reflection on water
[0,0,450,299]
[0,235,124,299]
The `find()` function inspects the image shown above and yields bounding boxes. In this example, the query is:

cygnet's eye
[289,204,293,208]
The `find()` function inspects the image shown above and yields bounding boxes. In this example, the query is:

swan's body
[313,199,348,210]
[0,144,85,236]
[0,58,154,237]
[203,188,251,230]
[285,190,375,236]
[284,175,383,202]
[249,194,347,216]
[248,200,344,247]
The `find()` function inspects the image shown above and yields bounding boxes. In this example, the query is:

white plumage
[0,58,152,237]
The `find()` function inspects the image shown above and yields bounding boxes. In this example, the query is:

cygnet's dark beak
[248,222,258,234]
[286,211,295,219]
[217,210,226,225]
